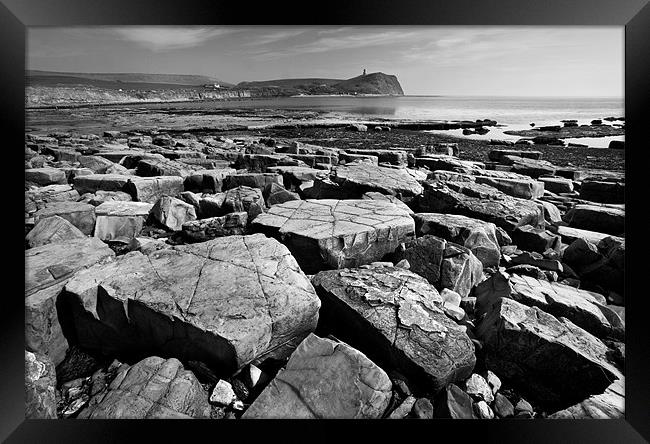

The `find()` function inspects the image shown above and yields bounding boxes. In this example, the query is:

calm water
[154,95,626,148]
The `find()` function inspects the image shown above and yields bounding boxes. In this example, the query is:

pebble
[465,373,495,403]
[412,398,434,419]
[210,380,237,407]
[388,396,416,419]
[493,393,514,418]
[473,400,495,419]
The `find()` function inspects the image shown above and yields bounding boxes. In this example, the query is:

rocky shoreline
[25,112,625,420]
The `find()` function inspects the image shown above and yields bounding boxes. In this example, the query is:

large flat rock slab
[556,225,624,245]
[414,213,500,268]
[25,167,67,186]
[331,162,423,198]
[474,176,544,200]
[78,356,210,419]
[33,201,96,235]
[26,215,87,248]
[243,334,392,419]
[563,204,625,236]
[312,265,476,392]
[252,199,415,273]
[418,181,544,232]
[25,238,115,365]
[475,296,621,409]
[73,174,132,195]
[63,234,320,374]
[25,185,80,215]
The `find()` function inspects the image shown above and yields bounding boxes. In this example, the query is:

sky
[27,26,624,97]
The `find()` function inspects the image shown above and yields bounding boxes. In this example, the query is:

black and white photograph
[6,0,647,436]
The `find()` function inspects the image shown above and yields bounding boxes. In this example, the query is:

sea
[164,95,625,148]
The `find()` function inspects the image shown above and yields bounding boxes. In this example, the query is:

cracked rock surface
[311,265,475,392]
[78,356,211,419]
[252,199,415,273]
[243,334,392,419]
[63,234,320,374]
[331,162,424,198]
[418,181,545,232]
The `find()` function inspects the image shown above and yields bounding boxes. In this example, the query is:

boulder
[536,200,563,224]
[243,334,392,419]
[343,149,407,166]
[474,176,544,200]
[311,266,475,392]
[63,234,320,373]
[252,199,415,274]
[26,238,115,365]
[25,167,67,186]
[266,166,329,189]
[85,190,133,206]
[416,155,484,174]
[580,180,624,204]
[78,156,117,174]
[34,201,96,235]
[124,176,184,203]
[475,296,621,408]
[475,272,623,341]
[556,225,623,245]
[511,226,561,253]
[563,204,624,236]
[77,357,210,419]
[488,149,542,162]
[392,235,484,298]
[263,182,301,206]
[136,158,194,178]
[26,215,86,248]
[183,168,236,194]
[73,174,132,195]
[151,196,197,231]
[94,201,153,243]
[25,184,80,215]
[223,173,282,191]
[418,181,544,233]
[539,177,574,194]
[181,212,248,242]
[548,378,624,419]
[331,162,423,198]
[414,213,500,268]
[25,351,57,419]
[503,156,557,178]
[222,186,266,221]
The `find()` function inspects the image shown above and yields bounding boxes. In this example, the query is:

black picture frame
[3,0,648,441]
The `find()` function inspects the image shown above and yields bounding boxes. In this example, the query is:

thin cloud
[244,29,307,46]
[252,30,422,60]
[111,27,237,51]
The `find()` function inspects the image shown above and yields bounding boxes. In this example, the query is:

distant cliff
[25,71,404,107]
[236,72,404,96]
